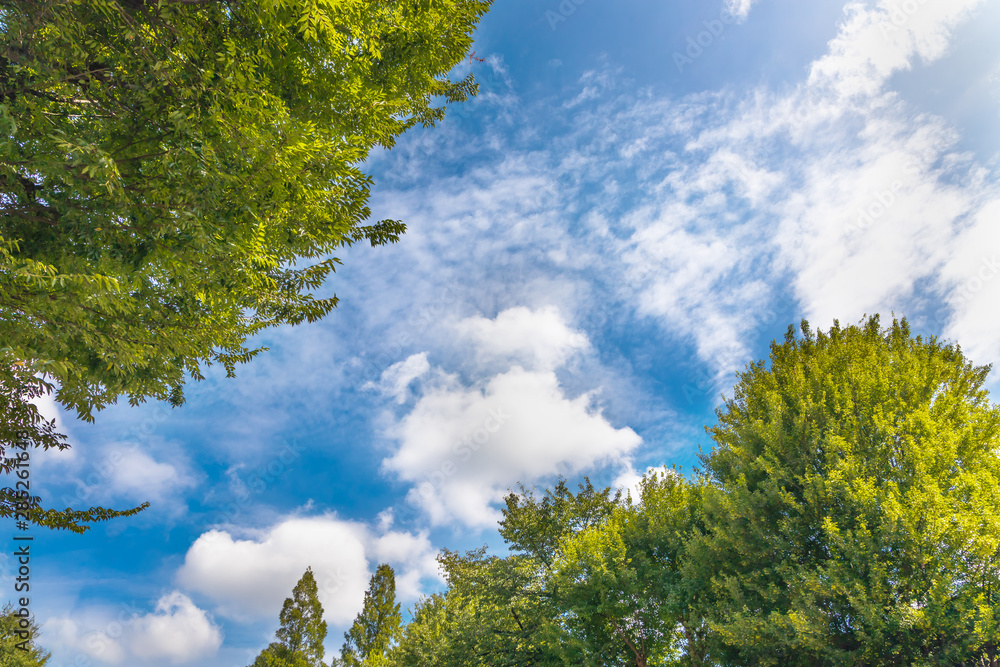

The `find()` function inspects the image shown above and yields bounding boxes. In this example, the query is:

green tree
[392,479,621,666]
[340,564,401,667]
[0,605,50,666]
[694,316,1000,666]
[251,567,327,667]
[385,592,475,667]
[554,470,711,666]
[497,478,624,665]
[0,0,489,532]
[0,0,491,422]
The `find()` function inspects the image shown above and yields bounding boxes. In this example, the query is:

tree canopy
[695,317,1000,665]
[0,0,491,531]
[0,0,491,422]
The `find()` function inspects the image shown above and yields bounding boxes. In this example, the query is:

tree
[0,604,50,666]
[384,592,476,667]
[693,316,1000,666]
[251,567,327,667]
[0,0,491,422]
[554,470,712,666]
[392,479,623,666]
[0,0,490,532]
[340,564,401,667]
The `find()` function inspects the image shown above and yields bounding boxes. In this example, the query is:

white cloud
[619,203,771,379]
[34,432,198,518]
[599,0,1000,383]
[940,200,1000,365]
[129,593,223,664]
[378,307,641,527]
[347,0,1000,399]
[455,305,589,371]
[613,464,679,501]
[809,0,987,99]
[44,593,222,666]
[104,447,197,503]
[46,616,127,665]
[176,516,439,625]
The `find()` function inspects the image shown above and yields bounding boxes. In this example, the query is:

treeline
[256,317,1000,666]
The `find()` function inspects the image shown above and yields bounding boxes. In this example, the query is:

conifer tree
[250,568,327,667]
[340,564,401,667]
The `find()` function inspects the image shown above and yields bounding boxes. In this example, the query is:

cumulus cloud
[129,593,223,663]
[45,593,222,666]
[34,432,198,518]
[455,305,589,371]
[176,516,438,625]
[376,307,641,527]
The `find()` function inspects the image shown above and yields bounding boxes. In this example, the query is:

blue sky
[8,0,1000,664]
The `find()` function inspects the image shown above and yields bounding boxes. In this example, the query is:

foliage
[254,317,1000,666]
[0,355,66,470]
[386,593,475,667]
[340,564,401,667]
[389,479,622,665]
[554,470,710,666]
[251,567,327,667]
[250,645,311,667]
[695,316,1000,665]
[0,0,489,533]
[0,605,50,666]
[0,0,491,421]
[0,352,146,531]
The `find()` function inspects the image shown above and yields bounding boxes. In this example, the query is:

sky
[6,0,1000,664]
